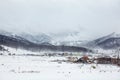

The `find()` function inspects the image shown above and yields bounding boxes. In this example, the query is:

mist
[0,0,120,40]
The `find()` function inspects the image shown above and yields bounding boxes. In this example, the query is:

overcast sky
[0,0,120,39]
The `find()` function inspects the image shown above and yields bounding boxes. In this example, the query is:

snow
[0,30,86,46]
[110,32,120,38]
[0,45,120,80]
[1,45,52,55]
[0,55,120,80]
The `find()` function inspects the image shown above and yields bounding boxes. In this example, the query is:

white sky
[0,0,120,39]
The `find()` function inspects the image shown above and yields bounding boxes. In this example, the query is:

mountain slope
[0,30,88,46]
[19,33,52,45]
[86,32,120,49]
[0,33,91,52]
[51,32,87,46]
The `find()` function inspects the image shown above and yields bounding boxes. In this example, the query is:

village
[1,47,120,67]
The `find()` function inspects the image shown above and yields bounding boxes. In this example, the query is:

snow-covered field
[0,55,120,80]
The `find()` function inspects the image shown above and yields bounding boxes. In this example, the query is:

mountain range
[0,30,120,52]
[0,30,91,52]
[86,32,120,49]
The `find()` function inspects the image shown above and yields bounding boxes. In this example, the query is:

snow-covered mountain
[50,32,88,46]
[0,30,52,45]
[86,32,120,49]
[0,30,87,46]
[2,29,120,50]
[19,33,52,45]
[0,30,91,52]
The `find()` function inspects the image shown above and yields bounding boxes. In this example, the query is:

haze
[0,0,120,40]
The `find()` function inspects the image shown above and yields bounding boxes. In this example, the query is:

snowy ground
[0,55,120,80]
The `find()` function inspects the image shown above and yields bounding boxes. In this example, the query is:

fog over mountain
[0,0,120,40]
